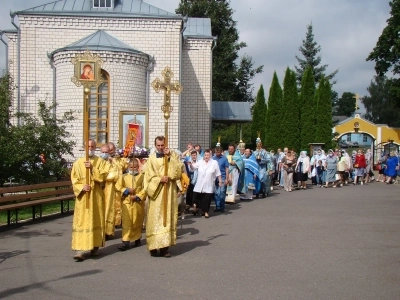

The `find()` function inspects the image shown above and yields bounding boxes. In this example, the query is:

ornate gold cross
[353,93,360,111]
[151,67,183,121]
[151,67,183,227]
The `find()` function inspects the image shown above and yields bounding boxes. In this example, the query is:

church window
[347,134,351,141]
[93,0,113,8]
[87,70,109,145]
[363,134,368,143]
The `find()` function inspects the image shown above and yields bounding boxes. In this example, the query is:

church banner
[119,111,148,149]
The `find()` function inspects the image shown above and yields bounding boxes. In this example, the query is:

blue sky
[0,0,391,102]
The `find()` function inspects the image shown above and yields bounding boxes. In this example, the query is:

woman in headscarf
[353,148,367,185]
[384,150,399,184]
[281,150,296,192]
[364,148,375,183]
[324,149,338,188]
[295,151,310,190]
[310,150,318,185]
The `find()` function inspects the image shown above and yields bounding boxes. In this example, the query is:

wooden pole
[84,87,90,209]
[163,119,168,227]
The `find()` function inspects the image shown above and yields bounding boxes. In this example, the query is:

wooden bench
[0,181,75,226]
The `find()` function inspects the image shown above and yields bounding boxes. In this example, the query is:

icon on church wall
[119,111,148,149]
[80,62,95,81]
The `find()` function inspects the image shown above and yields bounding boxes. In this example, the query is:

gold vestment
[116,172,147,241]
[144,152,182,251]
[71,156,110,251]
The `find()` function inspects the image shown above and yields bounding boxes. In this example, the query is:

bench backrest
[0,181,73,204]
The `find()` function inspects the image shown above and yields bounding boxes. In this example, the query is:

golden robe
[104,162,119,236]
[113,157,128,226]
[71,156,110,251]
[144,152,182,251]
[115,172,147,241]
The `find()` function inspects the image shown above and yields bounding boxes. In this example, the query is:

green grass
[0,200,75,225]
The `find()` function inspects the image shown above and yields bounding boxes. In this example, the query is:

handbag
[375,164,382,171]
[335,173,341,180]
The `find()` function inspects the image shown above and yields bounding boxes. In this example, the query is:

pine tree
[251,85,267,144]
[295,23,338,86]
[315,78,333,150]
[265,72,283,151]
[299,66,316,150]
[281,68,300,151]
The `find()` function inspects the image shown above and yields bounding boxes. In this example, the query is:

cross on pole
[151,67,183,227]
[353,93,360,111]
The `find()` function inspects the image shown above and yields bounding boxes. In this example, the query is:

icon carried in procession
[71,49,105,209]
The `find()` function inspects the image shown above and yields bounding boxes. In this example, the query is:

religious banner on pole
[71,50,104,209]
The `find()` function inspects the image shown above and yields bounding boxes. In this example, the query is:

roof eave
[14,11,182,20]
[51,47,150,57]
[184,35,214,40]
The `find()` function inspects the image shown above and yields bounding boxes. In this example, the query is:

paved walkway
[0,182,399,300]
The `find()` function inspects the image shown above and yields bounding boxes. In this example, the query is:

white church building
[2,0,214,158]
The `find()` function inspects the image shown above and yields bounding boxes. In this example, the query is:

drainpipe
[146,55,154,110]
[210,37,217,147]
[11,13,20,125]
[179,16,188,150]
[47,52,56,116]
[0,31,8,72]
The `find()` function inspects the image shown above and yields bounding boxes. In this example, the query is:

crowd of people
[70,137,399,261]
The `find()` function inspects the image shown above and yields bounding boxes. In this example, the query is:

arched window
[87,69,109,145]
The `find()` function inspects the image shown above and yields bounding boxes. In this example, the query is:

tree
[295,23,338,86]
[0,97,76,186]
[367,0,400,77]
[333,92,356,116]
[299,66,316,150]
[281,68,300,151]
[176,0,263,102]
[251,85,267,143]
[315,78,333,150]
[265,72,283,150]
[362,76,400,127]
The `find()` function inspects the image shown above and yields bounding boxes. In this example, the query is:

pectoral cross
[151,67,183,227]
[353,93,360,111]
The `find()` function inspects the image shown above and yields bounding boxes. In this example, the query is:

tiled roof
[212,101,252,123]
[15,0,179,19]
[51,30,148,56]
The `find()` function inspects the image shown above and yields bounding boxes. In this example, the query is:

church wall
[15,14,183,155]
[181,38,213,150]
[53,50,148,159]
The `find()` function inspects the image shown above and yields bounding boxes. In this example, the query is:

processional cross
[353,93,360,111]
[151,67,183,227]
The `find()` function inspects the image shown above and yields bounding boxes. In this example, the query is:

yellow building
[334,114,400,162]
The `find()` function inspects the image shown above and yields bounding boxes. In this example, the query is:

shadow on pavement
[0,269,102,299]
[0,250,30,264]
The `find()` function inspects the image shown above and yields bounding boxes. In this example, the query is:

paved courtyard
[0,182,399,300]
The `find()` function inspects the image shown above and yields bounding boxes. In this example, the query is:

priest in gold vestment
[115,159,147,251]
[71,141,111,261]
[144,136,182,257]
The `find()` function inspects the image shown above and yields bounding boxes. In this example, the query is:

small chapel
[2,0,214,158]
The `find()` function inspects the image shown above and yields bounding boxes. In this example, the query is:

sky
[0,0,391,101]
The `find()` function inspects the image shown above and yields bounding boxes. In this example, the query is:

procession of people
[70,137,399,261]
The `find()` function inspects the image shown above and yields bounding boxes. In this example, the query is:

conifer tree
[295,23,338,86]
[251,85,267,143]
[315,78,333,150]
[265,72,283,151]
[281,68,300,151]
[299,66,316,150]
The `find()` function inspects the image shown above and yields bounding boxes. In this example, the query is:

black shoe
[134,239,141,247]
[160,247,171,258]
[118,242,130,251]
[213,208,221,212]
[105,234,112,241]
[150,250,158,257]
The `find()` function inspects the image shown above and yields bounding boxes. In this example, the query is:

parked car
[339,141,359,148]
